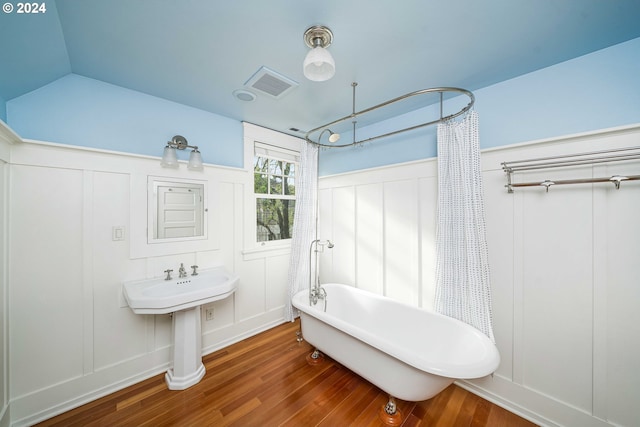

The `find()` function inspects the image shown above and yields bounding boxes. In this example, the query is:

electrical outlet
[205,307,214,321]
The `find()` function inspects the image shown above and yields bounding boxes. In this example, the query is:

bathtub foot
[296,330,304,343]
[305,349,325,365]
[379,396,403,426]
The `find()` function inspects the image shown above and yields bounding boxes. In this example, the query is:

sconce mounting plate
[304,25,333,49]
[171,135,189,150]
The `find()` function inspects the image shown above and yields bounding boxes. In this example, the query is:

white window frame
[254,142,298,243]
[242,123,302,254]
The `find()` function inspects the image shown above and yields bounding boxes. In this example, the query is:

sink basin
[123,266,238,314]
[123,266,238,390]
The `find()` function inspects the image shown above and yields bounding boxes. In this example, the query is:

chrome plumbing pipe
[308,239,334,307]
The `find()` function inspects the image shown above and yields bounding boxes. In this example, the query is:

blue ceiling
[2,0,640,136]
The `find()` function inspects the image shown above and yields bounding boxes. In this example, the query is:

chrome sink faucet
[178,263,187,278]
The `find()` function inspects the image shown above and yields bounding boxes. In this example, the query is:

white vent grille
[244,66,298,99]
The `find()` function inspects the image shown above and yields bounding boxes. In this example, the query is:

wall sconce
[303,25,335,82]
[161,135,203,170]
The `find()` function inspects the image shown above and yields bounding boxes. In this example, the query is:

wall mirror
[147,176,207,243]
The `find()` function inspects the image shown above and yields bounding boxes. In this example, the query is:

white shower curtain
[435,111,495,342]
[284,141,319,322]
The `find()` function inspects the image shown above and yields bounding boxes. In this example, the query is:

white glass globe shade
[187,150,204,170]
[160,146,179,168]
[303,47,335,81]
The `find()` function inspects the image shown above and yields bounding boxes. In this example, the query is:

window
[243,123,302,251]
[254,142,298,243]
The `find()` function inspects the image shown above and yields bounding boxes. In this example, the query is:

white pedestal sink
[123,266,238,390]
[165,306,205,389]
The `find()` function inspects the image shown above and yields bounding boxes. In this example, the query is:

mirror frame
[130,173,219,259]
[147,176,208,244]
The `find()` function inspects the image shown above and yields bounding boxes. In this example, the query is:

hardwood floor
[37,320,537,426]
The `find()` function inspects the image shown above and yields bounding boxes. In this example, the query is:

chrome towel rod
[502,146,640,193]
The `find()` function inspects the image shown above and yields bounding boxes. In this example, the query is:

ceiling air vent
[244,66,299,99]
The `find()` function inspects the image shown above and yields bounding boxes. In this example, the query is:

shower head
[318,128,340,144]
[326,240,334,248]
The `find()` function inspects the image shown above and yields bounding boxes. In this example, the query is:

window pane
[269,176,282,194]
[269,159,282,174]
[256,198,295,242]
[286,177,295,196]
[254,156,268,173]
[254,173,268,193]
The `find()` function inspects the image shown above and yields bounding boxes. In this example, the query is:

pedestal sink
[123,266,238,390]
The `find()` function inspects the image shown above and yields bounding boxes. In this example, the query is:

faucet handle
[164,269,173,280]
[191,265,199,276]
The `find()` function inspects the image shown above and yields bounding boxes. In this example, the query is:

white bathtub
[292,283,500,402]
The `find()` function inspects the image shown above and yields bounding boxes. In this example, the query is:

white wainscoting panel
[417,176,437,311]
[265,253,290,312]
[92,171,149,370]
[383,179,419,305]
[328,186,356,286]
[520,172,594,412]
[355,183,384,295]
[235,258,265,322]
[6,139,291,426]
[482,168,515,380]
[600,163,640,427]
[319,124,640,427]
[10,165,85,396]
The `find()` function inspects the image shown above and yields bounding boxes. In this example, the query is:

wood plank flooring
[36,320,537,426]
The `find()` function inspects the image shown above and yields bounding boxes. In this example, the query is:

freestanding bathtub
[292,283,500,406]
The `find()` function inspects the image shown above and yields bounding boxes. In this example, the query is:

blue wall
[0,96,5,123]
[319,37,640,175]
[7,74,243,168]
[6,38,639,173]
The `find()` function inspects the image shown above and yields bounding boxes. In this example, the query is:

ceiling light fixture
[161,135,204,171]
[303,25,335,82]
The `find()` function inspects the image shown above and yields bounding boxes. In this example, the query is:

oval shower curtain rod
[305,83,475,148]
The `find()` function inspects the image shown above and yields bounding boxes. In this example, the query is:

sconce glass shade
[187,150,203,170]
[160,146,179,168]
[303,47,335,81]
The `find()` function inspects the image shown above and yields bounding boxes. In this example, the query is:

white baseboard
[458,376,612,427]
[11,356,170,427]
[201,312,285,356]
[10,311,285,427]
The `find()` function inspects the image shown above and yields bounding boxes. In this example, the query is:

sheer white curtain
[434,111,495,341]
[284,141,319,321]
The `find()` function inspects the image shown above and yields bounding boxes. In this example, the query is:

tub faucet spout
[309,239,334,309]
[309,286,327,306]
